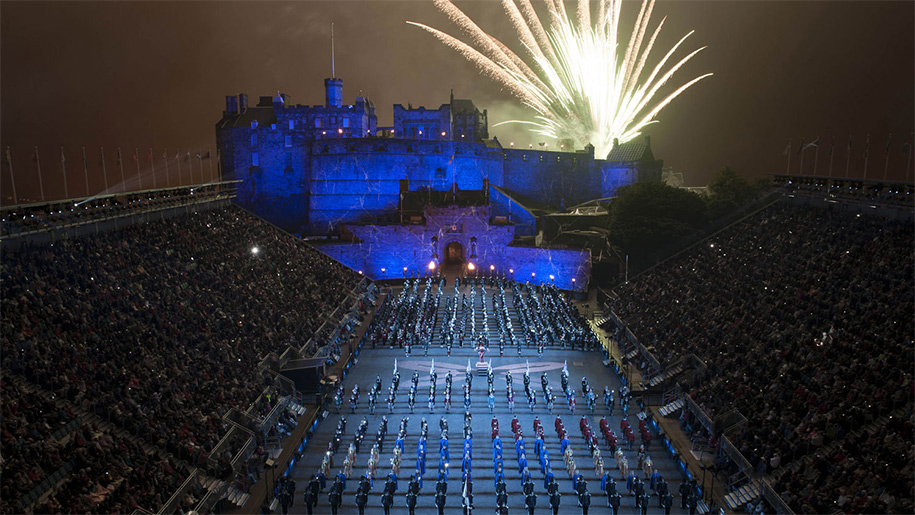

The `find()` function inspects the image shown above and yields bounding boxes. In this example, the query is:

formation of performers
[303,361,696,514]
[365,277,598,355]
[333,359,641,419]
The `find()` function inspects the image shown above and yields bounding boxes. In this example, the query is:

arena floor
[286,341,686,514]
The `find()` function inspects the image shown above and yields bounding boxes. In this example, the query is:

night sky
[1,1,912,205]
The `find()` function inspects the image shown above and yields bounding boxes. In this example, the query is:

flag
[60,148,66,162]
[828,137,835,157]
[195,152,202,160]
[132,152,138,164]
[904,142,912,155]
[803,138,819,150]
[782,141,790,156]
[797,139,804,155]
[185,151,191,162]
[162,150,167,160]
[201,151,211,159]
[885,134,892,156]
[174,150,180,160]
[863,136,870,159]
[5,147,11,164]
[846,136,852,154]
[147,149,153,163]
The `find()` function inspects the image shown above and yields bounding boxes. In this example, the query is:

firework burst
[408,0,713,158]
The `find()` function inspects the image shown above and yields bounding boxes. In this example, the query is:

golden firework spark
[409,0,713,158]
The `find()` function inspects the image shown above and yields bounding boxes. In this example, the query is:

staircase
[724,478,762,511]
[657,397,685,417]
[647,361,685,387]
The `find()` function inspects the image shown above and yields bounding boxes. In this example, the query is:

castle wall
[305,139,504,234]
[500,148,604,208]
[488,185,536,236]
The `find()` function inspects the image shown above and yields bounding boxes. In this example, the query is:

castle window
[314,118,322,128]
[288,120,294,130]
[284,135,292,148]
[250,133,258,148]
[343,118,350,128]
[251,152,259,166]
[270,123,276,130]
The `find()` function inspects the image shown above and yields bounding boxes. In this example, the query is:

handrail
[156,469,199,515]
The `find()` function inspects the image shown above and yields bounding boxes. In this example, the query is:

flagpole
[883,134,891,180]
[827,137,835,177]
[208,149,213,182]
[799,148,805,175]
[813,142,820,177]
[863,135,870,179]
[35,147,45,201]
[82,147,90,197]
[117,148,125,190]
[844,136,851,178]
[786,140,791,173]
[163,149,170,188]
[906,141,912,184]
[5,147,18,205]
[100,147,109,192]
[176,151,181,187]
[149,148,157,189]
[135,148,142,190]
[216,149,222,182]
[60,147,69,199]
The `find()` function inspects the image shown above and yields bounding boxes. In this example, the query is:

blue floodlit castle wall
[216,77,660,289]
[216,77,661,236]
[317,204,590,290]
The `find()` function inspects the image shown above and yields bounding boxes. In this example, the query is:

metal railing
[156,469,199,515]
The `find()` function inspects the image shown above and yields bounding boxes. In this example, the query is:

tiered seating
[611,201,914,514]
[1,205,361,513]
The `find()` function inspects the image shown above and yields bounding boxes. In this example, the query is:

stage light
[467,262,475,271]
[549,274,554,281]
[251,246,259,254]
[441,131,447,137]
[531,272,535,278]
[490,265,494,271]
[428,261,436,271]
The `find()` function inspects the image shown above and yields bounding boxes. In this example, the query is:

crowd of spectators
[610,201,913,513]
[1,205,361,512]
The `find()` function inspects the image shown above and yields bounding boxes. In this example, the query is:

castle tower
[325,78,343,108]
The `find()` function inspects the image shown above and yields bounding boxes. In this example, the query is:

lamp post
[403,266,407,279]
[509,268,514,281]
[572,277,576,291]
[381,268,386,284]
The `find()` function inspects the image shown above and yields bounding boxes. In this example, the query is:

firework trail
[408,0,712,158]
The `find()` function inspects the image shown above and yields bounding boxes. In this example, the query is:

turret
[325,78,343,108]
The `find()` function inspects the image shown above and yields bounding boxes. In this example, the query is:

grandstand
[605,180,913,514]
[1,176,912,514]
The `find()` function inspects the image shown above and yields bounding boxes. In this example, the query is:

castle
[216,76,663,288]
